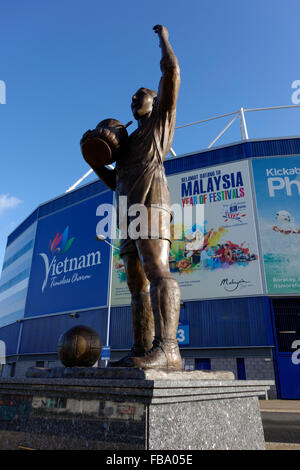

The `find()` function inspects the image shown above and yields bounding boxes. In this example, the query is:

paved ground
[266,442,300,450]
[260,400,300,413]
[260,400,300,448]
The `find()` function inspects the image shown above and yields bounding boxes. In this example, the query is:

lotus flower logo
[39,226,75,293]
[39,225,100,294]
[49,226,75,255]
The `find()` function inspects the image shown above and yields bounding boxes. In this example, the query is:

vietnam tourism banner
[25,191,113,317]
[111,159,263,305]
[252,156,300,294]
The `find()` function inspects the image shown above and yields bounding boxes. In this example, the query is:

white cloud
[0,194,22,214]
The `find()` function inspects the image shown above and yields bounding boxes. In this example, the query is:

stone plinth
[0,368,272,450]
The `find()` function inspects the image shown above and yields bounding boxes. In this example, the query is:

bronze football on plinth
[80,118,129,169]
[58,325,102,367]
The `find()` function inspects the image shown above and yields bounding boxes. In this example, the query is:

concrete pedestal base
[0,368,272,450]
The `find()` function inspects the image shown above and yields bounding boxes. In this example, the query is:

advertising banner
[252,156,300,294]
[25,191,113,317]
[111,160,263,304]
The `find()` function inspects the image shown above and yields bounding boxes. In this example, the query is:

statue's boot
[109,291,154,367]
[132,278,182,370]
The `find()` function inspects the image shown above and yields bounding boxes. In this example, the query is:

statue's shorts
[118,205,172,257]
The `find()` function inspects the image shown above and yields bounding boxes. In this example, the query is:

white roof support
[66,165,114,193]
[207,114,238,149]
[239,107,249,140]
[66,169,94,193]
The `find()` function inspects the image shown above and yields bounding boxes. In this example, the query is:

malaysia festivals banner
[25,191,113,317]
[111,160,264,305]
[252,156,300,294]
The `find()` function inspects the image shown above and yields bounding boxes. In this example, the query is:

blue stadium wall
[1,136,300,397]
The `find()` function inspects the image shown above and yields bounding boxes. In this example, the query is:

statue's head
[131,87,157,120]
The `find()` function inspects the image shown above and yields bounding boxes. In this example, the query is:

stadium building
[1,128,300,399]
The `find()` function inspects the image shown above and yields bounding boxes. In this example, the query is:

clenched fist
[153,24,169,42]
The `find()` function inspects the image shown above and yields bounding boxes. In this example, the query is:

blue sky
[1,0,300,269]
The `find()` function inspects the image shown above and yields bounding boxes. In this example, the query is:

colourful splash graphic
[113,251,127,282]
[112,223,258,282]
[49,226,75,255]
[169,223,257,275]
[111,230,127,283]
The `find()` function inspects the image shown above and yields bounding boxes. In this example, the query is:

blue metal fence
[0,322,20,356]
[19,309,107,355]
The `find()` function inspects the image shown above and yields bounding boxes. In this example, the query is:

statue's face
[131,88,155,120]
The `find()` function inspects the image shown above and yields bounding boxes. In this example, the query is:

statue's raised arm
[153,25,180,113]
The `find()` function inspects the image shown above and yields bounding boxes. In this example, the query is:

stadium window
[236,358,246,380]
[195,358,211,370]
[9,363,16,378]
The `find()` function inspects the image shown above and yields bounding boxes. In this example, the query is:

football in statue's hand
[80,118,128,169]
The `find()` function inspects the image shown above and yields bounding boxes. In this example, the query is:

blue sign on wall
[177,321,190,345]
[25,191,113,317]
[101,346,111,360]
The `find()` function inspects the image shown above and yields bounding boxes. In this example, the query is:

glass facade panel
[0,223,36,328]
